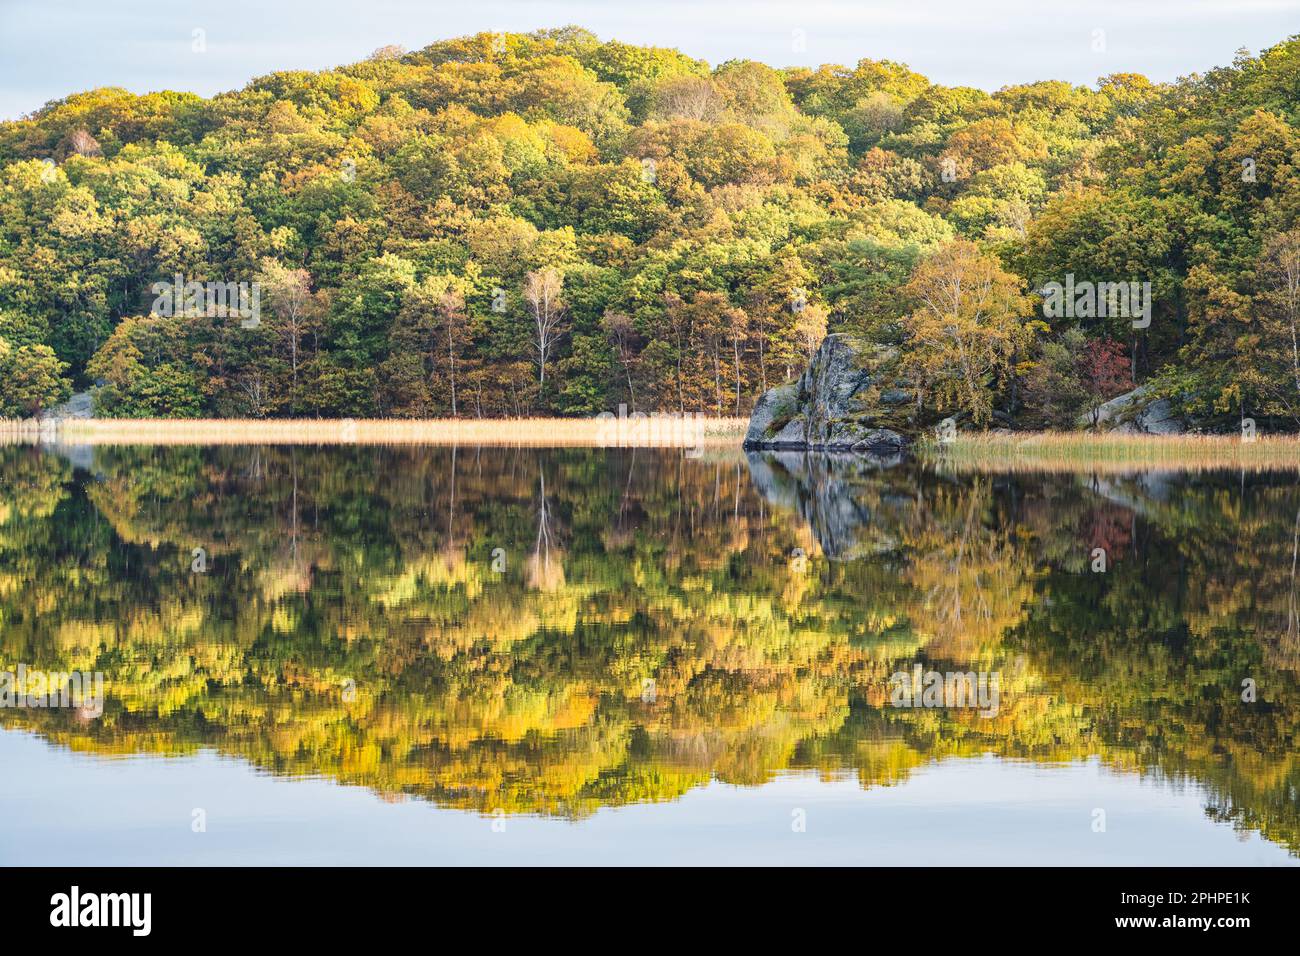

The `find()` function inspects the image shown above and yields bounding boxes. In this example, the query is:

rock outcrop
[744,334,906,453]
[1079,385,1187,435]
[46,390,94,420]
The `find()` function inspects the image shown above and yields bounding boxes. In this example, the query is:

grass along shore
[922,431,1300,473]
[6,417,1300,472]
[0,415,749,447]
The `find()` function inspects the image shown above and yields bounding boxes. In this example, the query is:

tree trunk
[732,337,742,413]
[447,322,457,417]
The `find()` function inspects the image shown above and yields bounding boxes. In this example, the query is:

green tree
[0,338,72,417]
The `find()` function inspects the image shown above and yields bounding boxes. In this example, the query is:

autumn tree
[650,75,723,122]
[661,291,746,414]
[1078,338,1132,428]
[793,301,828,363]
[899,240,1035,426]
[728,306,749,414]
[694,292,729,415]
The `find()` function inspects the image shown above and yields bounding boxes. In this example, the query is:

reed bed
[922,431,1300,474]
[0,419,46,442]
[13,417,1296,473]
[0,416,750,448]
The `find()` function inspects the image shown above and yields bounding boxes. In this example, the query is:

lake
[1,442,1297,865]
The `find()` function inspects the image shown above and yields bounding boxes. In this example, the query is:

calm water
[1,443,1298,865]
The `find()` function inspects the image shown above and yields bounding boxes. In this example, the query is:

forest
[0,27,1297,429]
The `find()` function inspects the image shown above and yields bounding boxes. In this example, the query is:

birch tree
[602,310,640,412]
[523,268,567,390]
[438,287,468,417]
[258,260,322,408]
[1262,229,1300,397]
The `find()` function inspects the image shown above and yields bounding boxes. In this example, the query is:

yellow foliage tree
[898,240,1036,426]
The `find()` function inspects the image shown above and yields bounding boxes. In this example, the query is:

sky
[1,0,1298,121]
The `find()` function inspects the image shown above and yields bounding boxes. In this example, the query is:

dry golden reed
[9,417,1300,474]
[0,416,749,447]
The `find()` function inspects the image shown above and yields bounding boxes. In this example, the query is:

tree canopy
[1,28,1297,428]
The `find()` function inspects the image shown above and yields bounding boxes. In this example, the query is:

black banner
[3,866,1294,942]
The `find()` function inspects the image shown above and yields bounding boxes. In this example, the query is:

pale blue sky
[1,0,1298,121]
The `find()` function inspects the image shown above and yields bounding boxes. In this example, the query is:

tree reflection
[0,443,1297,852]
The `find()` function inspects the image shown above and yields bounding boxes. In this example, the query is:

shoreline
[0,416,750,447]
[4,418,1300,472]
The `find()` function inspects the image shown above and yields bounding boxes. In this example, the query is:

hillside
[0,27,1297,429]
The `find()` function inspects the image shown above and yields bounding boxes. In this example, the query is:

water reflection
[1,443,1298,855]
